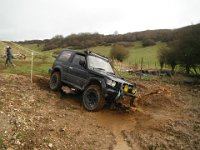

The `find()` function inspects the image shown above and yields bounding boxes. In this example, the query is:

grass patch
[0,58,53,76]
[16,132,25,142]
[115,70,134,80]
[141,75,156,81]
[89,45,111,56]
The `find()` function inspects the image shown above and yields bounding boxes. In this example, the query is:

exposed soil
[0,73,200,150]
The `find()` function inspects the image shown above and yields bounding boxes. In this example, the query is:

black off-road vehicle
[49,50,136,111]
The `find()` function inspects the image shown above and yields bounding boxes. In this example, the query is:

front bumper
[105,85,136,101]
[105,87,136,106]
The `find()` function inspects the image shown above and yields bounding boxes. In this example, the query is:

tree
[158,47,166,70]
[158,46,177,73]
[171,24,200,74]
[158,23,200,75]
[110,44,129,62]
[142,39,156,47]
[43,35,64,50]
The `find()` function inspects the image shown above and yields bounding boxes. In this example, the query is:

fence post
[141,57,143,70]
[31,52,34,83]
[140,57,143,79]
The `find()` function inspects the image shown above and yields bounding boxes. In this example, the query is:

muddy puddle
[91,110,135,149]
[88,107,151,150]
[59,85,152,149]
[60,90,138,149]
[38,79,200,150]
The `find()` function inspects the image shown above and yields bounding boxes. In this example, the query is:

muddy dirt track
[0,73,200,150]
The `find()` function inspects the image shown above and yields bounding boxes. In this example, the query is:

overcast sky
[0,0,200,41]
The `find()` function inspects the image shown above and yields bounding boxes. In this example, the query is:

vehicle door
[69,54,88,89]
[57,51,74,82]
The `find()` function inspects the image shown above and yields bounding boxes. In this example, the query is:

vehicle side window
[72,54,85,66]
[58,51,72,61]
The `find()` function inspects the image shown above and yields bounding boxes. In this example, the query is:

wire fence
[113,58,163,72]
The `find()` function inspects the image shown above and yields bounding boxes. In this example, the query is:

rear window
[58,51,72,61]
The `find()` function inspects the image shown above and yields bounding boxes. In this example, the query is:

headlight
[106,79,116,87]
[132,88,137,94]
[123,85,129,92]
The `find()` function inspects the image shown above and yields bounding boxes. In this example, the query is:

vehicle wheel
[49,72,62,91]
[83,85,105,111]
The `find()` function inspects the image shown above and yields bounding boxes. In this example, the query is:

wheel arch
[52,67,63,78]
[84,78,106,93]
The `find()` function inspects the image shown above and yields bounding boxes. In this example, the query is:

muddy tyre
[50,72,62,91]
[83,85,105,111]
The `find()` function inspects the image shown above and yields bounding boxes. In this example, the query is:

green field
[0,41,165,76]
[89,41,166,68]
[21,41,165,64]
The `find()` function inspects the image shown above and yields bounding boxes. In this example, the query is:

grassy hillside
[89,41,166,68]
[0,41,54,76]
[20,43,44,52]
[0,41,34,56]
[21,41,166,68]
[126,41,165,66]
[21,41,165,68]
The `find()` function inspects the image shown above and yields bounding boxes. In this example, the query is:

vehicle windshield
[87,55,114,73]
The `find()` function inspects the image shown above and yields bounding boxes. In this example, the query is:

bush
[142,39,156,47]
[110,44,129,62]
[158,46,177,73]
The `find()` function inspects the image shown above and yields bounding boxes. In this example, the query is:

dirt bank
[0,74,200,150]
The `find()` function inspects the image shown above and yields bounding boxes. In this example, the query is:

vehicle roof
[61,49,109,61]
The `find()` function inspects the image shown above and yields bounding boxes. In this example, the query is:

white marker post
[31,52,34,83]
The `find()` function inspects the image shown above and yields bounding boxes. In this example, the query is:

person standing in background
[5,46,15,67]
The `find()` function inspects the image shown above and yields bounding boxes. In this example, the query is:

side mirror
[79,60,86,67]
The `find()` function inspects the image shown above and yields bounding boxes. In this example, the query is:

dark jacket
[6,48,13,57]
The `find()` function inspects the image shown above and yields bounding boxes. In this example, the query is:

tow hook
[115,90,121,101]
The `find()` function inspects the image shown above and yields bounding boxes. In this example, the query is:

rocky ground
[0,73,200,150]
